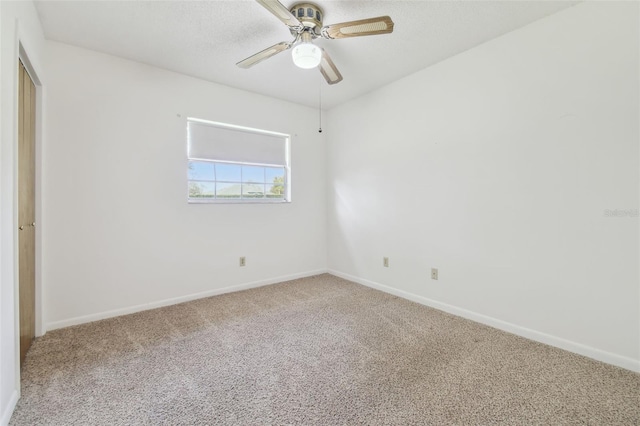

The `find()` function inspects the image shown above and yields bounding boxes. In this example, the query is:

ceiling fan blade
[321,16,394,39]
[319,49,343,85]
[237,42,291,69]
[256,0,303,31]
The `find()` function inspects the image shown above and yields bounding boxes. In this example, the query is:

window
[187,118,290,203]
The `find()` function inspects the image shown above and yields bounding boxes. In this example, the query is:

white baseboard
[328,269,640,373]
[0,390,19,426]
[46,269,328,331]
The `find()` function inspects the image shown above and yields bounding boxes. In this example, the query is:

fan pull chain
[318,77,323,133]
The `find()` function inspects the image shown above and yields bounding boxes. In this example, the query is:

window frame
[187,118,291,204]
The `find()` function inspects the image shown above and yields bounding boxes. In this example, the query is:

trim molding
[328,269,640,373]
[47,269,327,331]
[1,390,19,426]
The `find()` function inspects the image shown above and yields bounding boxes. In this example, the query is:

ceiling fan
[237,0,394,85]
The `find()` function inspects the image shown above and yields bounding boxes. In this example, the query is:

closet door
[18,60,36,366]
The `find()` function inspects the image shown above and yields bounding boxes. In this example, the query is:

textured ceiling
[34,0,578,109]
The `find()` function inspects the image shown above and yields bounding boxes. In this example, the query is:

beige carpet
[10,274,640,425]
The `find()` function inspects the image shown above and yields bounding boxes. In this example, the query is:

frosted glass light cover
[292,43,322,69]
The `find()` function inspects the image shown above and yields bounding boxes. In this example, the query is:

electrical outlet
[239,257,246,267]
[431,268,438,280]
[383,257,389,267]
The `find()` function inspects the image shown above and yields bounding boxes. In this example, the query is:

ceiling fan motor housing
[289,2,324,36]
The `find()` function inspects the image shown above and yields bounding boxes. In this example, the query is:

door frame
[14,43,44,370]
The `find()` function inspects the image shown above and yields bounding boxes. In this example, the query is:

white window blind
[188,119,288,166]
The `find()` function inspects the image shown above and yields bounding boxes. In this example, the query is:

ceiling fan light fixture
[291,42,322,69]
[238,0,394,84]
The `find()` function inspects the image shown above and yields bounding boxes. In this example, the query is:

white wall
[327,1,639,371]
[42,42,327,329]
[0,1,47,424]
